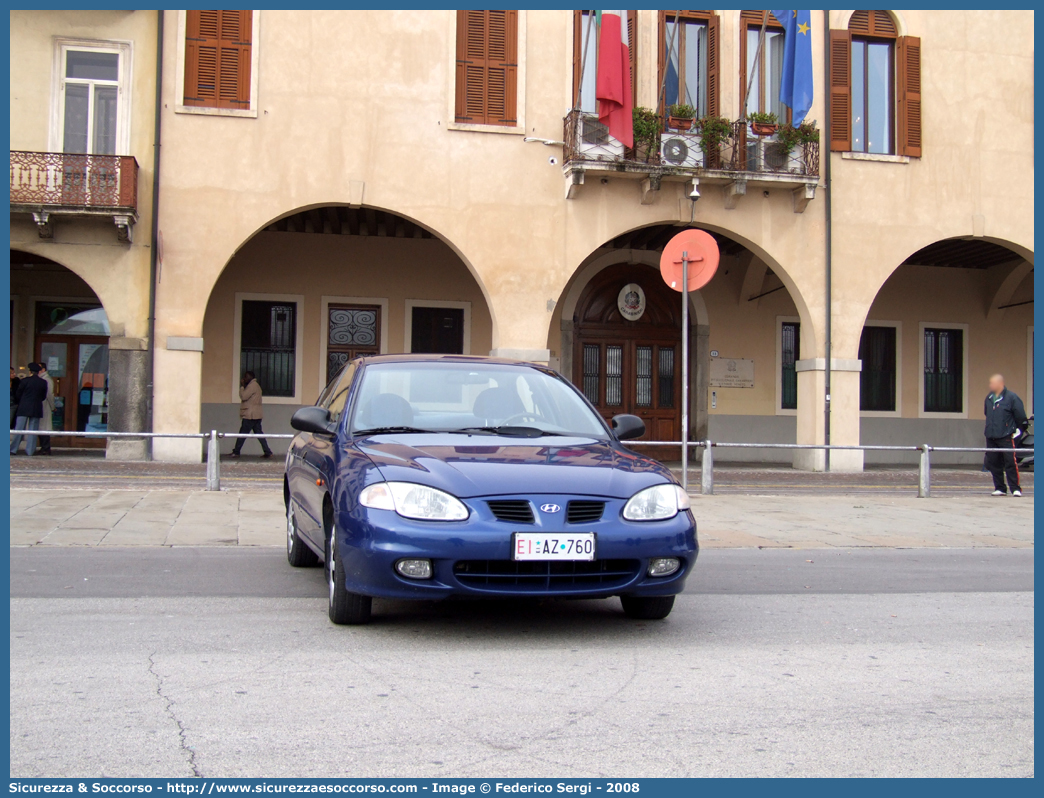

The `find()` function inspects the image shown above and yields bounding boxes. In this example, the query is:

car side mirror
[611,414,646,441]
[291,406,336,436]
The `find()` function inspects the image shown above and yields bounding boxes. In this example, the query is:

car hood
[354,433,674,499]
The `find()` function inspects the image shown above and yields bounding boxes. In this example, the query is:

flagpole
[574,11,597,111]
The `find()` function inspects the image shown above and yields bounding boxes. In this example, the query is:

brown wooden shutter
[455,10,517,126]
[572,10,583,107]
[829,29,852,151]
[184,10,252,109]
[705,14,720,116]
[896,35,922,157]
[627,11,638,103]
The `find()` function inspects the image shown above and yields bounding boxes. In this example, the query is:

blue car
[285,355,698,624]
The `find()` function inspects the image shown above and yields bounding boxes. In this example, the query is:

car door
[293,363,357,550]
[288,365,348,543]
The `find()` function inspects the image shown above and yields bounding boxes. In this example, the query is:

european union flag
[771,10,814,125]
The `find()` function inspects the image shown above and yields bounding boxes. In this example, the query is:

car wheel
[326,523,372,625]
[286,501,319,568]
[620,595,675,620]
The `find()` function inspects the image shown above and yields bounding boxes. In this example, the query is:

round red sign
[659,229,720,292]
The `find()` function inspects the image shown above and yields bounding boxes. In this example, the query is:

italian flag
[595,10,633,148]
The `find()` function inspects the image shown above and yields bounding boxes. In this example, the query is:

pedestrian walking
[10,363,48,456]
[37,363,55,455]
[230,370,273,459]
[984,373,1028,497]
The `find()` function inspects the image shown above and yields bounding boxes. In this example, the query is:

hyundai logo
[540,503,561,514]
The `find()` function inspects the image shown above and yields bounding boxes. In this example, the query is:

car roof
[358,353,546,368]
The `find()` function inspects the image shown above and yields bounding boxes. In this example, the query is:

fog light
[647,558,680,577]
[395,559,433,580]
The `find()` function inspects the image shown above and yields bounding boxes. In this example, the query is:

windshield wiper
[452,426,566,438]
[353,426,433,436]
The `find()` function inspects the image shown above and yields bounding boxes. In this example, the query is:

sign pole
[681,251,689,492]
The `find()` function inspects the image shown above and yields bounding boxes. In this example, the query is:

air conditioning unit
[660,133,703,169]
[575,112,624,159]
[746,137,806,174]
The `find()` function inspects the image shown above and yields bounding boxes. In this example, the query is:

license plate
[513,532,596,561]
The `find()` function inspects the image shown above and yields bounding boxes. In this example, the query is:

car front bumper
[335,494,698,600]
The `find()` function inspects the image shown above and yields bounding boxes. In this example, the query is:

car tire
[620,595,675,620]
[286,501,320,568]
[327,523,372,625]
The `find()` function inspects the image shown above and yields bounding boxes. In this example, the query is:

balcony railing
[563,110,819,180]
[10,151,139,240]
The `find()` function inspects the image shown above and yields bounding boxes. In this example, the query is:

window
[573,11,637,114]
[781,321,800,410]
[740,11,787,121]
[455,10,518,126]
[658,12,719,119]
[326,305,380,383]
[411,307,464,354]
[240,300,296,398]
[830,11,921,156]
[184,10,253,110]
[923,327,963,414]
[859,325,897,412]
[323,363,357,425]
[59,47,122,155]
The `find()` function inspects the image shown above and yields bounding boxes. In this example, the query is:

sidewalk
[9,489,1034,549]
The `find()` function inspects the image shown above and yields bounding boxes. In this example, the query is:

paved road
[9,547,1034,778]
[9,452,1034,495]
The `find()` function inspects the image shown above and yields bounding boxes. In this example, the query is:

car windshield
[349,362,608,439]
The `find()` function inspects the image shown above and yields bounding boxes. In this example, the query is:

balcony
[10,151,139,241]
[562,111,820,213]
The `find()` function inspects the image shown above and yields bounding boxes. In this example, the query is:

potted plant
[695,116,733,168]
[666,103,696,132]
[747,110,779,137]
[775,120,820,155]
[631,106,662,163]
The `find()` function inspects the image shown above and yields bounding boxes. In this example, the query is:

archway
[10,250,112,448]
[195,205,497,454]
[849,237,1034,464]
[550,224,817,462]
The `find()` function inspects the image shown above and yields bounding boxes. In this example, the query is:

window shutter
[897,35,922,157]
[572,10,583,107]
[828,29,852,151]
[627,10,638,103]
[705,14,720,117]
[184,9,252,109]
[455,10,517,126]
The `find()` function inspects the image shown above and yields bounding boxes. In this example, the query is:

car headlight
[359,482,469,521]
[622,484,690,521]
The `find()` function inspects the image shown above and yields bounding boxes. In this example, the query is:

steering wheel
[497,412,541,426]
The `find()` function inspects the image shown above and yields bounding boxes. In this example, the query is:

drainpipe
[822,9,832,471]
[146,9,164,457]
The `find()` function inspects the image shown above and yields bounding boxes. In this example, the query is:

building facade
[9,10,1034,469]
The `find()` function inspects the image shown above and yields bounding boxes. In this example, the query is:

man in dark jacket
[10,362,48,456]
[984,374,1028,496]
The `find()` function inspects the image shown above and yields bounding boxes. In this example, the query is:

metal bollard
[918,443,931,498]
[701,440,714,495]
[206,430,221,491]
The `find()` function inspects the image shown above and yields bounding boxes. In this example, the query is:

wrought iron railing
[10,151,139,211]
[562,111,820,179]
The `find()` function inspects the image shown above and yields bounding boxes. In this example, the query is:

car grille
[567,500,605,524]
[453,559,640,591]
[487,500,535,524]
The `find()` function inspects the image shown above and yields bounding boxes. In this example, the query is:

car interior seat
[361,393,415,429]
[472,386,525,426]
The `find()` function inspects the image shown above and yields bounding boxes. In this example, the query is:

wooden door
[572,263,684,445]
[35,334,109,447]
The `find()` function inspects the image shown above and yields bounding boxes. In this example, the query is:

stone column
[151,340,205,462]
[793,358,863,472]
[105,336,150,460]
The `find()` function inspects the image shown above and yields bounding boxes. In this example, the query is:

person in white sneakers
[983,374,1027,497]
